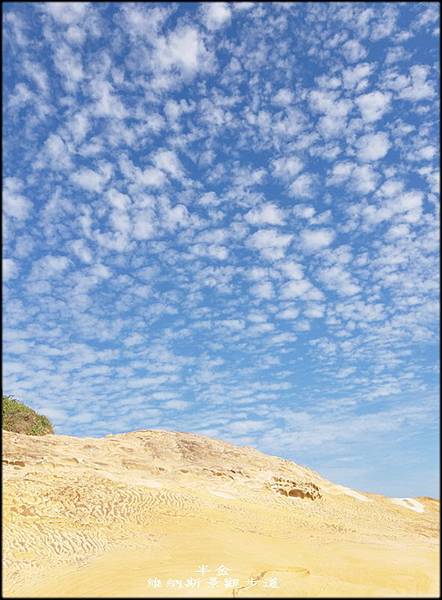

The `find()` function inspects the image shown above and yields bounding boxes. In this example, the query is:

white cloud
[415,5,439,29]
[336,367,357,379]
[164,99,184,122]
[68,239,93,264]
[357,132,390,162]
[22,59,49,94]
[317,265,361,296]
[119,4,171,39]
[196,228,227,245]
[277,307,300,320]
[342,62,373,89]
[207,245,229,260]
[91,81,127,119]
[327,161,354,186]
[341,39,367,63]
[272,156,303,180]
[110,209,131,235]
[90,263,112,280]
[351,165,379,194]
[229,419,264,434]
[3,258,19,281]
[279,261,304,280]
[246,267,268,282]
[385,46,410,65]
[53,44,84,91]
[273,88,293,106]
[309,89,352,138]
[356,91,391,122]
[155,25,210,77]
[247,229,293,261]
[414,145,437,162]
[202,2,231,30]
[280,278,311,299]
[398,65,435,102]
[133,211,155,240]
[31,255,70,279]
[245,203,285,226]
[292,205,316,220]
[250,280,274,300]
[43,2,89,24]
[385,223,410,240]
[362,190,424,226]
[289,173,315,197]
[164,400,189,410]
[300,228,335,252]
[396,191,424,219]
[232,2,254,10]
[3,178,32,220]
[138,167,167,188]
[123,333,145,347]
[65,24,86,45]
[370,6,398,40]
[8,82,33,112]
[303,303,324,319]
[161,201,190,231]
[69,111,89,142]
[43,133,72,170]
[309,90,351,116]
[153,149,184,179]
[107,188,131,210]
[71,167,110,193]
[377,178,404,198]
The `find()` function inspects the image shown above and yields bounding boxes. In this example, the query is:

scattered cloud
[356,132,390,162]
[202,2,231,30]
[2,2,438,497]
[245,203,285,226]
[248,229,293,261]
[300,229,335,252]
[356,90,391,122]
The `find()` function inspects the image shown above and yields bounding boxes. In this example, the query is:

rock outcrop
[3,429,439,597]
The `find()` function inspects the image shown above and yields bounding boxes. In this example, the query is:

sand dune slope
[2,429,439,597]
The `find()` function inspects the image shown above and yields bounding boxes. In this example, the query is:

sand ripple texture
[2,429,439,598]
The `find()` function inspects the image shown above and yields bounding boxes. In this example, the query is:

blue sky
[3,2,440,497]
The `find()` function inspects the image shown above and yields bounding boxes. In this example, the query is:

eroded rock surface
[3,429,440,598]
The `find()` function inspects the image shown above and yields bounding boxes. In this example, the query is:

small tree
[2,395,54,435]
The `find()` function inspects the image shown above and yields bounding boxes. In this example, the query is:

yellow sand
[2,429,439,597]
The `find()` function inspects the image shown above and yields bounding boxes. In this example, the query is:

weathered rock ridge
[3,429,439,597]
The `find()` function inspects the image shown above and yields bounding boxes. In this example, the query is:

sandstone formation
[2,429,440,597]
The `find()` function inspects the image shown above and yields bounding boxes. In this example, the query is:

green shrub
[2,395,54,435]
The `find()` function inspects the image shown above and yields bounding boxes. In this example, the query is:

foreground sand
[2,429,439,597]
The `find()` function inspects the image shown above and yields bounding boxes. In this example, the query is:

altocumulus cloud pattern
[2,2,440,497]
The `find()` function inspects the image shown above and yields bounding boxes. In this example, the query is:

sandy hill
[2,429,440,597]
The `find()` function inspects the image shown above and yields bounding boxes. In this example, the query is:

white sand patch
[333,484,371,502]
[99,471,163,488]
[209,490,237,499]
[137,478,162,488]
[390,498,425,513]
[322,483,371,502]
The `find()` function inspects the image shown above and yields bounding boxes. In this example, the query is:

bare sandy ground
[2,429,439,597]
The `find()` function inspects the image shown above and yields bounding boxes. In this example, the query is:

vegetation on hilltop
[2,395,54,435]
